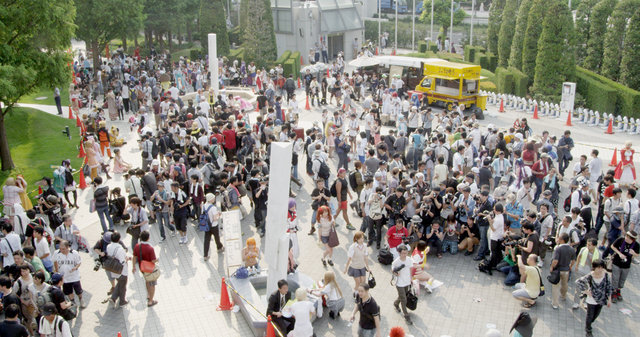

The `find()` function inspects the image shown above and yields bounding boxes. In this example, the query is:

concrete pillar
[265,142,293,295]
[208,34,219,97]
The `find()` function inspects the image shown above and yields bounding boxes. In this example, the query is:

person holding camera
[474,191,494,262]
[385,187,407,229]
[486,203,507,275]
[367,187,385,249]
[425,221,445,258]
[458,217,480,256]
[150,182,175,242]
[387,218,410,260]
[309,178,330,236]
[391,245,413,325]
[169,182,191,244]
[122,197,149,249]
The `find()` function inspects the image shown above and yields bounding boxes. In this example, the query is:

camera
[93,258,102,271]
[392,264,406,273]
[504,235,525,247]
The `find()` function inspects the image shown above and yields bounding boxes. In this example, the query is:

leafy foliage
[532,0,576,97]
[601,0,640,81]
[521,0,545,82]
[583,0,617,72]
[508,0,531,71]
[497,0,518,68]
[199,0,230,56]
[620,9,640,89]
[241,0,277,67]
[420,0,466,47]
[574,0,600,66]
[0,0,76,170]
[486,0,505,54]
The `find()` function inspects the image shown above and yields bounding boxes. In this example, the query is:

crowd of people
[1,44,639,337]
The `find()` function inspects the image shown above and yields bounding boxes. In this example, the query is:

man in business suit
[266,279,295,334]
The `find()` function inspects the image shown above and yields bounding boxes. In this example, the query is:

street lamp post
[412,0,416,51]
[430,0,434,43]
[395,0,398,53]
[470,0,475,46]
[378,0,381,52]
[449,0,453,52]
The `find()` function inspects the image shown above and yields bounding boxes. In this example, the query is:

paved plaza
[24,91,640,337]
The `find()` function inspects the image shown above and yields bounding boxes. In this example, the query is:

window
[463,80,478,95]
[273,9,293,33]
[421,78,432,88]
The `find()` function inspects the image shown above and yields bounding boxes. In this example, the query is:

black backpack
[151,138,159,158]
[377,246,393,265]
[348,170,359,192]
[316,159,330,180]
[64,170,74,185]
[330,180,338,197]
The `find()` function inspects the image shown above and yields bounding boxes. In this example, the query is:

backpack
[315,159,330,180]
[198,205,214,232]
[151,138,159,158]
[330,180,338,197]
[377,246,393,265]
[348,170,359,192]
[570,228,585,250]
[64,170,74,185]
[222,188,233,210]
[28,219,52,245]
[369,198,383,220]
[36,285,53,313]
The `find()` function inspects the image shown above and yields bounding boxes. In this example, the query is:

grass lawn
[0,107,84,200]
[18,86,70,106]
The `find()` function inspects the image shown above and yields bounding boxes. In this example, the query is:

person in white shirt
[39,303,73,337]
[588,149,603,189]
[53,240,85,307]
[106,231,129,307]
[202,193,223,260]
[0,222,22,268]
[391,245,413,325]
[487,204,507,273]
[122,197,149,249]
[556,215,581,248]
[623,189,639,230]
[452,146,465,174]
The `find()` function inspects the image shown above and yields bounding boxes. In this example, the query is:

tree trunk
[0,110,15,171]
[134,35,139,48]
[168,29,173,52]
[122,36,128,52]
[186,20,192,42]
[92,40,101,77]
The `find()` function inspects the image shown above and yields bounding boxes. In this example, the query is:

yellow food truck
[414,60,487,119]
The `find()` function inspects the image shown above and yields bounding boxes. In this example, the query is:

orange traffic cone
[565,111,573,127]
[216,277,233,311]
[78,169,87,189]
[77,143,86,158]
[300,55,304,65]
[532,105,539,119]
[609,148,618,167]
[266,315,276,337]
[117,332,122,337]
[326,69,330,78]
[76,115,82,127]
[499,99,505,113]
[605,118,614,134]
[297,78,301,89]
[38,186,43,194]
[68,105,73,119]
[305,96,311,110]
[392,49,396,56]
[375,47,379,55]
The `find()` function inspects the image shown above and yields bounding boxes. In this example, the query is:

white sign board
[560,82,576,117]
[222,210,243,276]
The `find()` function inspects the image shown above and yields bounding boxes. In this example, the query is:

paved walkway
[24,91,640,337]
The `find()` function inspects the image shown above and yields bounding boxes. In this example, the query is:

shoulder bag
[405,285,418,311]
[102,246,124,274]
[139,244,160,282]
[327,224,340,248]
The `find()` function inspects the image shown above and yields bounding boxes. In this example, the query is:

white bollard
[601,113,608,128]
[592,111,600,126]
[623,116,629,132]
[617,115,623,131]
[577,107,584,123]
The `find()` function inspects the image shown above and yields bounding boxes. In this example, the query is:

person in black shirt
[385,187,407,227]
[0,277,21,321]
[309,179,330,235]
[0,303,28,337]
[610,231,640,302]
[580,195,594,233]
[474,191,494,261]
[478,158,493,190]
[458,217,480,256]
[350,284,380,337]
[253,176,269,237]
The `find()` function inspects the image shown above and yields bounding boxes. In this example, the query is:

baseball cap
[338,168,347,174]
[51,273,63,284]
[42,303,57,316]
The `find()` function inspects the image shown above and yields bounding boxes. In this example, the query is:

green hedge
[418,41,427,53]
[510,67,529,97]
[275,50,292,65]
[290,51,301,74]
[486,52,497,72]
[229,47,245,61]
[495,67,514,94]
[428,41,438,53]
[575,66,640,117]
[480,81,498,92]
[464,45,485,63]
[283,59,296,78]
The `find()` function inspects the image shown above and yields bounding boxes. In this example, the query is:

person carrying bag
[133,231,160,307]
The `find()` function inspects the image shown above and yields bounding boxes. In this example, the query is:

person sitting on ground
[242,238,260,270]
[512,254,541,308]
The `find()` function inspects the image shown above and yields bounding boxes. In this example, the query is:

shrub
[510,67,529,97]
[275,50,292,65]
[495,67,514,94]
[283,59,296,78]
[290,51,301,75]
[480,81,498,92]
[576,66,640,117]
[418,41,427,53]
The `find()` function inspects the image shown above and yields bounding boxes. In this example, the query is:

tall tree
[532,0,576,97]
[521,0,546,81]
[620,9,640,89]
[601,0,640,81]
[487,0,506,54]
[508,0,532,70]
[583,0,617,72]
[574,0,600,66]
[75,0,144,73]
[199,0,230,56]
[0,0,76,171]
[144,0,182,51]
[420,0,466,49]
[497,0,519,68]
[242,0,277,67]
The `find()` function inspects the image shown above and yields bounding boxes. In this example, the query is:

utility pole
[412,0,416,51]
[450,0,454,52]
[378,0,381,51]
[470,0,475,46]
[430,0,434,43]
[395,0,399,53]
